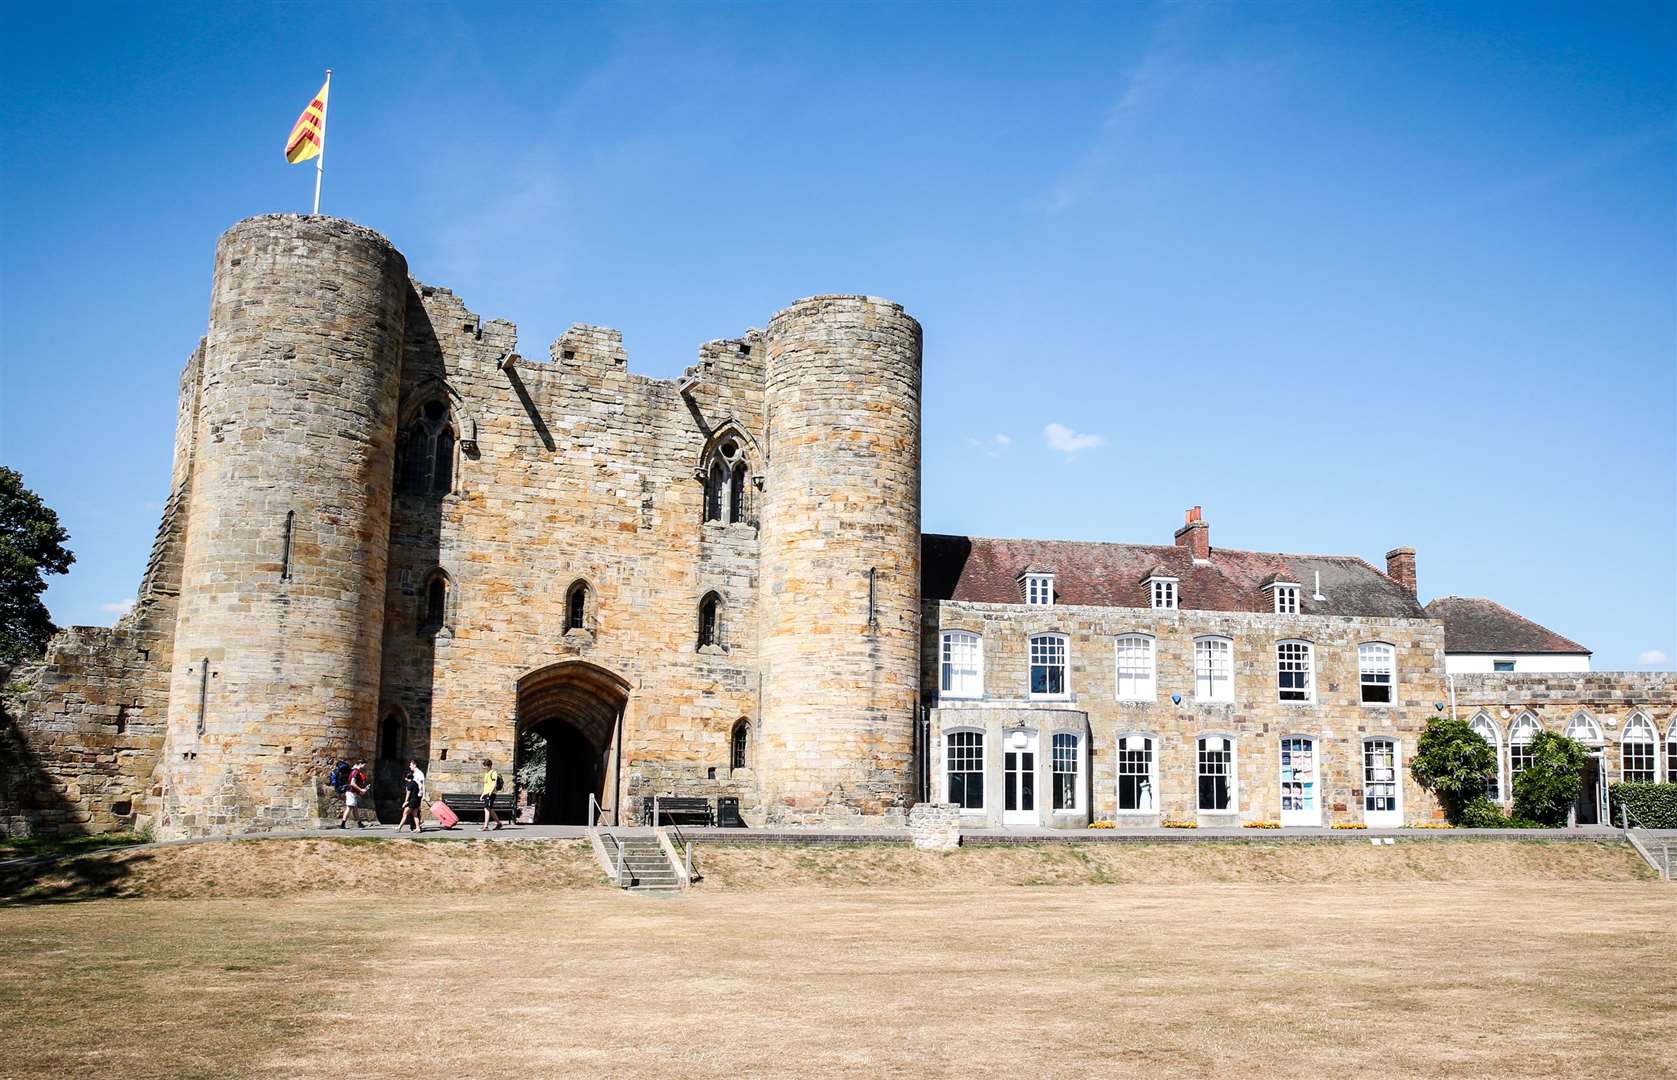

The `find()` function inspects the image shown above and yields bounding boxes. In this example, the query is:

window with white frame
[1564,711,1603,744]
[1469,713,1503,802]
[1272,584,1300,615]
[1363,739,1400,813]
[1114,635,1156,701]
[1669,720,1677,786]
[1117,734,1157,812]
[1197,735,1235,811]
[1509,713,1540,778]
[1052,733,1080,811]
[1359,642,1395,704]
[939,631,983,699]
[1149,578,1178,610]
[1194,636,1233,702]
[1622,713,1657,783]
[946,731,984,810]
[1493,659,1515,673]
[1277,640,1313,702]
[1029,634,1068,698]
[1023,573,1054,606]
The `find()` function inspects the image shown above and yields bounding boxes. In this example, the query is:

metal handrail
[651,795,698,882]
[598,829,626,887]
[588,792,601,827]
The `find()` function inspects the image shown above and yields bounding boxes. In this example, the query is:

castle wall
[377,285,770,822]
[158,215,409,837]
[924,600,1449,826]
[757,296,923,825]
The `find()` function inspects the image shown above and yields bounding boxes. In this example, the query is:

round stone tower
[758,295,922,825]
[159,215,409,837]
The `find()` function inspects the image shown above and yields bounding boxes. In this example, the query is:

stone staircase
[599,831,683,892]
[1625,829,1674,881]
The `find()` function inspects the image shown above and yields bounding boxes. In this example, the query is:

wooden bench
[647,796,712,827]
[439,792,518,823]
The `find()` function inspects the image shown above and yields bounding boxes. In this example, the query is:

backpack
[494,772,504,793]
[327,760,351,793]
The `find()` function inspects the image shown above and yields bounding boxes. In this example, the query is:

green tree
[1410,716,1498,824]
[0,467,74,669]
[1512,731,1589,827]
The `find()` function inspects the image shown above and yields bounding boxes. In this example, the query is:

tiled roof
[922,534,1426,619]
[1422,597,1590,655]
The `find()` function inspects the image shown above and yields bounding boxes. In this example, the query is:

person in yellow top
[480,758,503,831]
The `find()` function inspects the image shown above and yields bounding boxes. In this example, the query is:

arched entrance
[515,660,629,825]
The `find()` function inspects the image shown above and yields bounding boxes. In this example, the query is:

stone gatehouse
[2,214,1672,839]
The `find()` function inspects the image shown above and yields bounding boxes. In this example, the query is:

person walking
[409,759,427,825]
[480,758,503,831]
[339,761,370,828]
[397,765,424,833]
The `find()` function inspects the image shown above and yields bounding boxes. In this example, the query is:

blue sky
[2,1,1672,669]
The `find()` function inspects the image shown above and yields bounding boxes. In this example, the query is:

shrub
[1608,782,1677,829]
[1458,797,1513,829]
[1410,717,1498,823]
[1512,732,1588,826]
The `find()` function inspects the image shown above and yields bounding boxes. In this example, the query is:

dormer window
[1023,573,1054,606]
[1270,584,1300,615]
[1148,577,1178,610]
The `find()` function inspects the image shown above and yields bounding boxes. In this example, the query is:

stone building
[1,214,1672,838]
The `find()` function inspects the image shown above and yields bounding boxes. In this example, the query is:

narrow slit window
[731,720,750,771]
[280,510,295,581]
[565,581,588,632]
[698,593,720,649]
[729,462,748,524]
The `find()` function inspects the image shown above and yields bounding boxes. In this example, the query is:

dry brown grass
[0,839,1671,1079]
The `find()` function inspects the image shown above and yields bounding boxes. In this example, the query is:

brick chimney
[1386,547,1417,597]
[1174,506,1210,560]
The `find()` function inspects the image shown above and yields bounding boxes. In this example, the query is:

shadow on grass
[0,849,152,905]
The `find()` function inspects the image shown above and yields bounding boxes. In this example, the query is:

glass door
[1279,737,1320,827]
[1003,731,1037,826]
[1363,739,1402,828]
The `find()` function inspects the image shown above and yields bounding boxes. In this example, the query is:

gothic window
[698,592,721,650]
[399,400,456,495]
[565,580,589,632]
[422,572,449,634]
[1621,713,1657,783]
[705,460,727,522]
[702,436,754,527]
[731,720,750,771]
[380,710,405,762]
[729,462,748,523]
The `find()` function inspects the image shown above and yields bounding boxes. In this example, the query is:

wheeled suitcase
[430,800,459,829]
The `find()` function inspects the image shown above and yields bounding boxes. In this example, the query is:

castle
[2,214,1672,839]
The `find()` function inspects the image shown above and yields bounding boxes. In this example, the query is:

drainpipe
[1446,673,1457,722]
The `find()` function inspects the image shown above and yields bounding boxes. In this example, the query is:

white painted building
[1424,596,1592,674]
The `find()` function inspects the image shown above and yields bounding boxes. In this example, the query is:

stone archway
[515,661,629,825]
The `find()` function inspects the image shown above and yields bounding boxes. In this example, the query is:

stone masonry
[1,213,1670,839]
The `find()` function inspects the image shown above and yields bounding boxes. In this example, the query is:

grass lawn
[1,873,1671,1078]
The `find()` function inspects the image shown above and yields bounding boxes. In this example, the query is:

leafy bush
[1410,717,1497,823]
[1608,782,1677,829]
[1512,732,1588,826]
[1457,798,1513,829]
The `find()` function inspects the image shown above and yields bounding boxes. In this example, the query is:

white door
[1363,739,1402,828]
[1279,737,1320,827]
[1003,731,1037,826]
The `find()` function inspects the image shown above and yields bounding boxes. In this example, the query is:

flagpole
[312,69,331,215]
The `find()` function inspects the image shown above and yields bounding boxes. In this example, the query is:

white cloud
[1636,649,1669,667]
[966,433,1014,458]
[100,598,135,616]
[1043,423,1107,458]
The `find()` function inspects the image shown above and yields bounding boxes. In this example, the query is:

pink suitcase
[430,801,459,829]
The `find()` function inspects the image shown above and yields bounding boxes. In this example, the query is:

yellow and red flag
[284,75,330,164]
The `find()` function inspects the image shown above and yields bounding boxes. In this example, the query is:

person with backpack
[339,760,370,828]
[397,764,424,833]
[480,758,503,831]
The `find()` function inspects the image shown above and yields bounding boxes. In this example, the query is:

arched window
[379,709,405,762]
[1277,640,1314,703]
[399,400,456,495]
[731,719,750,771]
[565,580,589,632]
[1669,718,1677,785]
[1469,712,1503,802]
[1564,711,1603,745]
[422,572,449,633]
[705,460,727,522]
[697,592,721,649]
[946,730,984,810]
[1510,712,1541,778]
[1621,712,1657,783]
[729,462,748,523]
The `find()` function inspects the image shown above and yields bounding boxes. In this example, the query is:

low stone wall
[908,801,961,849]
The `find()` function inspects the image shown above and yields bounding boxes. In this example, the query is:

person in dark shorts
[480,758,502,831]
[397,765,423,833]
